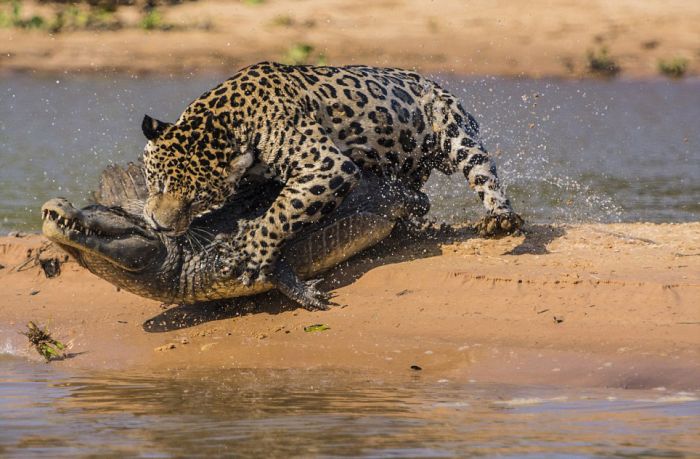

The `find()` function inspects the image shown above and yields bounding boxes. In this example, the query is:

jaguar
[141,61,523,286]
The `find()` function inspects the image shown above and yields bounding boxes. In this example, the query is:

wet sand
[1,223,698,390]
[1,0,698,78]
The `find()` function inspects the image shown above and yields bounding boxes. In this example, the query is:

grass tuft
[140,8,173,31]
[284,43,314,65]
[586,46,620,77]
[0,0,45,29]
[658,57,688,79]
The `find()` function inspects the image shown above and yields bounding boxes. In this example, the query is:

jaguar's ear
[141,114,171,141]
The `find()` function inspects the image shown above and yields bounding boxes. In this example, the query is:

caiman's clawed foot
[272,260,338,311]
[476,212,524,237]
[284,278,337,311]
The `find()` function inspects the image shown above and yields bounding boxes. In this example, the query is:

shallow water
[1,354,699,458]
[1,75,699,233]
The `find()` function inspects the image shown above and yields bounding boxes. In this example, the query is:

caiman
[41,162,428,309]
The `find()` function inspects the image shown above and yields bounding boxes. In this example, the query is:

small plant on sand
[243,0,265,5]
[284,43,313,65]
[140,8,172,31]
[586,46,620,77]
[140,8,161,30]
[283,43,326,65]
[20,321,66,362]
[658,57,688,79]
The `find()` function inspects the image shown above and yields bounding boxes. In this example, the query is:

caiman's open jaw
[41,198,162,272]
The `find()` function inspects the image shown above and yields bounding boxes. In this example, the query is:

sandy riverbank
[0,0,698,78]
[1,222,698,390]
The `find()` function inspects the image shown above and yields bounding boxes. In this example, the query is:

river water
[1,354,699,458]
[1,75,699,456]
[1,75,698,233]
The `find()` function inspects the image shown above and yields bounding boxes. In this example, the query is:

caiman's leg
[271,259,336,311]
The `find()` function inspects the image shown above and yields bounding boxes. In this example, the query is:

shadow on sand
[143,224,566,333]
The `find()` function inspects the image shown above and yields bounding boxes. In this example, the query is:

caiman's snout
[42,198,104,237]
[41,197,162,272]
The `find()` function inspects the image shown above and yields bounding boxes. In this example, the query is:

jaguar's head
[141,112,252,236]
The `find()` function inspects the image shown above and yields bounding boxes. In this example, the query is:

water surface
[1,354,699,458]
[2,75,699,457]
[1,75,698,233]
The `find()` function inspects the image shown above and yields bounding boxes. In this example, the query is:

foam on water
[493,396,569,406]
[0,338,24,358]
[638,393,699,403]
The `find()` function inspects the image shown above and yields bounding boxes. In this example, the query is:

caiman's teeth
[46,210,60,222]
[44,209,104,237]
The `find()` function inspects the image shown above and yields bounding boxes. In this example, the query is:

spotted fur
[141,62,522,283]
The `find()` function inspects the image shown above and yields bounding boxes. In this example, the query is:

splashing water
[1,75,698,233]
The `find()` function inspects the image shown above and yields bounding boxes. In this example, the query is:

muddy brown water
[1,354,699,458]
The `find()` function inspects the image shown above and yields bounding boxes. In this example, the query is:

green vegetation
[284,43,313,64]
[283,43,326,65]
[0,0,45,29]
[20,321,66,362]
[140,8,163,30]
[304,324,330,333]
[0,1,122,33]
[658,57,688,79]
[0,1,179,33]
[243,0,265,5]
[586,46,620,77]
[49,5,121,33]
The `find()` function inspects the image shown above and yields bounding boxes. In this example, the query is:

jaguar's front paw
[476,212,524,237]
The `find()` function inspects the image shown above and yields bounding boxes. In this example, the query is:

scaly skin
[42,163,424,308]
